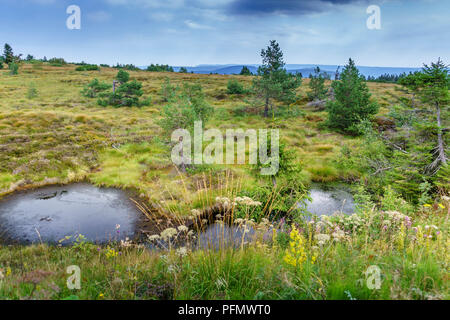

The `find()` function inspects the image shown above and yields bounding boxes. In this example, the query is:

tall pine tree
[3,44,14,64]
[253,40,302,117]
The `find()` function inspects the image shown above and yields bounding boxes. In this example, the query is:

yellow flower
[423,204,432,207]
[438,203,445,209]
[98,293,104,299]
[283,226,307,268]
[105,248,119,259]
[6,267,11,277]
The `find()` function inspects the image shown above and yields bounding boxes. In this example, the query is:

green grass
[1,63,401,203]
[0,204,447,300]
[0,62,447,300]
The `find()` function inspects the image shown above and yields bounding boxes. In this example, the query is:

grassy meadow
[0,62,448,300]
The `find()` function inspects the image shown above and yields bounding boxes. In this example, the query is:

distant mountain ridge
[141,64,421,78]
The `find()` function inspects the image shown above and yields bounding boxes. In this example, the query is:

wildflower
[396,222,406,250]
[315,234,330,246]
[160,228,178,241]
[177,225,189,233]
[6,267,11,277]
[283,226,307,268]
[98,293,104,299]
[105,248,119,259]
[332,228,346,242]
[438,203,445,209]
[176,247,188,258]
[120,237,132,248]
[216,196,231,208]
[234,196,262,207]
[191,209,201,216]
[167,265,177,273]
[423,204,432,208]
[147,234,160,242]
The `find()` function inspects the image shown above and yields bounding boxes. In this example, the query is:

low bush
[227,79,245,94]
[75,64,100,71]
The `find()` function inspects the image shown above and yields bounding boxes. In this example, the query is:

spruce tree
[239,66,252,75]
[307,66,328,101]
[326,58,378,134]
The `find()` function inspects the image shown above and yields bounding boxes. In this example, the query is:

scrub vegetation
[0,41,448,300]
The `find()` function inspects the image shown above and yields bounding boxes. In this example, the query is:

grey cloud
[227,0,373,16]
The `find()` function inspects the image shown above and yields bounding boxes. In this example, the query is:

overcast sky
[0,0,448,67]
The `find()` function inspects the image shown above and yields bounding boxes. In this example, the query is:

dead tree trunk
[436,102,447,165]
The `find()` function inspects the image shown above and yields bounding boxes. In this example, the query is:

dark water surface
[0,183,140,244]
[0,183,355,246]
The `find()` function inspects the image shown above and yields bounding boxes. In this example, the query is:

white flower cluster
[215,196,232,209]
[330,213,366,232]
[385,211,410,222]
[176,246,188,258]
[160,227,178,241]
[120,237,133,248]
[191,209,202,217]
[331,227,346,242]
[148,234,160,241]
[148,225,195,244]
[315,233,331,246]
[234,196,262,207]
[215,196,262,208]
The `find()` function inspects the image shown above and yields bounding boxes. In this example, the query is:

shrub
[107,80,145,107]
[116,70,130,84]
[159,82,213,136]
[160,78,176,102]
[227,79,245,94]
[48,58,67,66]
[96,71,150,107]
[27,83,38,99]
[75,64,100,71]
[81,79,111,98]
[9,62,18,75]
